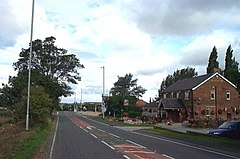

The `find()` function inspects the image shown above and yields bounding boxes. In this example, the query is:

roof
[161,72,236,93]
[136,99,148,107]
[142,100,160,107]
[159,98,185,109]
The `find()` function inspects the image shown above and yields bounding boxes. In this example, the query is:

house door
[227,112,232,120]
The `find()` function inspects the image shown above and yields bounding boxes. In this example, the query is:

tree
[110,73,146,98]
[108,73,146,117]
[207,46,219,73]
[13,36,84,85]
[15,86,53,126]
[224,45,240,90]
[159,67,198,94]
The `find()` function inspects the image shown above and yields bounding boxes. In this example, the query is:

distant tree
[159,67,198,94]
[224,45,240,91]
[110,73,146,98]
[108,73,146,117]
[207,46,219,73]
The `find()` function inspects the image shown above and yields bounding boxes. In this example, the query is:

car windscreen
[218,121,234,129]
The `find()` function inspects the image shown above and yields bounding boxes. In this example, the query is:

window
[163,93,167,98]
[171,92,174,98]
[210,90,215,100]
[184,91,189,100]
[206,107,211,116]
[226,91,230,100]
[176,92,180,98]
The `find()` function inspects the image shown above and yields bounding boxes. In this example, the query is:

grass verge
[145,127,240,146]
[12,118,55,159]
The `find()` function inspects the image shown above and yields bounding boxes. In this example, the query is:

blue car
[208,120,240,140]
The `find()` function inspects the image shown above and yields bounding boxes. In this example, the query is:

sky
[1,0,240,103]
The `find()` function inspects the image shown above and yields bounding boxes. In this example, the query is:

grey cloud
[120,0,240,36]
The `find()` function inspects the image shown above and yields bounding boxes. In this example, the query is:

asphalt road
[50,112,240,159]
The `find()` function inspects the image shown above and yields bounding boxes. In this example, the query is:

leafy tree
[224,45,240,91]
[159,67,197,94]
[15,86,53,126]
[13,36,84,85]
[108,73,146,117]
[207,46,219,73]
[110,73,146,98]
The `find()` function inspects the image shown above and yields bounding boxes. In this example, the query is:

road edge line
[49,116,59,159]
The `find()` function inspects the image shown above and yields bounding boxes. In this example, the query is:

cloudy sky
[1,0,240,103]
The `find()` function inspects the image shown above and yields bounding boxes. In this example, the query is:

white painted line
[98,129,106,132]
[83,129,88,133]
[123,155,131,159]
[163,154,175,159]
[91,133,98,139]
[133,132,240,159]
[86,126,92,130]
[49,117,59,159]
[126,139,146,148]
[108,132,120,138]
[125,151,154,154]
[101,141,115,150]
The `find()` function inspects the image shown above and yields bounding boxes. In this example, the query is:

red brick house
[160,72,240,122]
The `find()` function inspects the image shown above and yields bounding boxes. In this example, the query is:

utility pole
[101,66,106,118]
[26,0,35,131]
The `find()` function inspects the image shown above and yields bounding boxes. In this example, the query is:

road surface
[50,112,240,159]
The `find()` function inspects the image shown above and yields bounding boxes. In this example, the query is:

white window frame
[226,91,230,100]
[206,106,211,116]
[176,92,180,98]
[171,92,174,98]
[210,90,215,100]
[163,93,167,98]
[184,90,190,100]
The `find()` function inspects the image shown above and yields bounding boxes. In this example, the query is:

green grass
[147,127,240,146]
[12,119,55,159]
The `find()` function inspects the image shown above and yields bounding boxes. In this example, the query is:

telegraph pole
[26,0,35,131]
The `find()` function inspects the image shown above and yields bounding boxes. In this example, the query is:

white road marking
[49,117,59,159]
[91,133,98,139]
[163,154,175,159]
[123,155,131,159]
[83,129,88,133]
[98,129,106,132]
[108,132,120,138]
[126,139,146,148]
[86,126,92,130]
[101,141,115,150]
[133,132,239,159]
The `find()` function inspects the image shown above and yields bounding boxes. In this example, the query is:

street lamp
[26,0,35,131]
[101,66,106,118]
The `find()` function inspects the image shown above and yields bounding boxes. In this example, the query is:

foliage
[159,67,198,94]
[224,45,240,91]
[107,73,146,117]
[207,46,220,73]
[110,73,146,98]
[15,86,53,126]
[13,36,84,84]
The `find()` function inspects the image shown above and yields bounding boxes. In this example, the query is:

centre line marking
[126,139,146,148]
[91,133,98,139]
[109,132,120,138]
[101,141,115,150]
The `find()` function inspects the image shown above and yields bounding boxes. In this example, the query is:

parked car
[208,120,240,140]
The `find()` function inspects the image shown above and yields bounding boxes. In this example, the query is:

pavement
[155,122,213,134]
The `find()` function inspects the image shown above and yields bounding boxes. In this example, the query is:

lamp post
[26,0,35,131]
[101,66,106,118]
